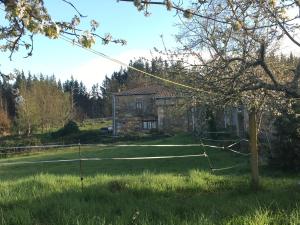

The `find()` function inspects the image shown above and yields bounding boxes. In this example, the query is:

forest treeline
[0,54,299,133]
[0,57,183,135]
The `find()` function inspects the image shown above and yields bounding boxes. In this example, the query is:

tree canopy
[116,1,300,127]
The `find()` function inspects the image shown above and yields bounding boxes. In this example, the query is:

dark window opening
[136,100,143,110]
[143,121,157,129]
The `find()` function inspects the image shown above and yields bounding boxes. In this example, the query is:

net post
[200,140,214,172]
[78,140,83,192]
[204,151,214,172]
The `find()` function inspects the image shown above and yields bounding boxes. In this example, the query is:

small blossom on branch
[102,33,112,45]
[79,31,96,48]
[90,19,99,32]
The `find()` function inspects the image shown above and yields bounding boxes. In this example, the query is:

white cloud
[63,49,154,89]
[279,36,300,57]
[276,6,300,56]
[64,32,300,91]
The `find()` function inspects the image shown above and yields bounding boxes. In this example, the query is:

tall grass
[0,135,299,225]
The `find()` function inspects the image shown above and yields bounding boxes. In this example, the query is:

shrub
[52,120,79,137]
[270,109,300,171]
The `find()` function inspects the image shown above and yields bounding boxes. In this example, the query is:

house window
[143,121,157,129]
[136,99,143,110]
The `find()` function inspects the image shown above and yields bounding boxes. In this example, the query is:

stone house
[112,85,248,137]
[112,85,189,135]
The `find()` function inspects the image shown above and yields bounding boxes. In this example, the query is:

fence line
[226,139,249,148]
[200,137,248,142]
[0,144,214,157]
[0,143,214,151]
[0,144,78,151]
[0,153,207,166]
[211,162,248,172]
[0,141,250,157]
[0,141,250,174]
[200,143,225,149]
[200,138,250,156]
[0,139,248,152]
[0,142,250,181]
[224,148,251,156]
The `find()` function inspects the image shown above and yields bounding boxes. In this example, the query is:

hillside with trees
[0,71,103,136]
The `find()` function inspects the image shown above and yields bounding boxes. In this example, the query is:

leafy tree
[62,77,105,119]
[0,110,11,135]
[270,102,300,171]
[89,83,103,118]
[16,80,39,135]
[16,76,71,135]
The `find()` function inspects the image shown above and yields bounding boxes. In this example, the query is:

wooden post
[78,140,83,192]
[249,108,259,189]
[112,95,116,136]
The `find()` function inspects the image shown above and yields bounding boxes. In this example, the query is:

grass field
[79,118,112,131]
[0,134,299,225]
[1,119,168,147]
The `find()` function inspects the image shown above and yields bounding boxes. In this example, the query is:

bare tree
[120,0,300,188]
[120,0,300,98]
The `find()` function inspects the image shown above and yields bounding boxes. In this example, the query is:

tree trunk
[27,123,31,137]
[249,108,259,189]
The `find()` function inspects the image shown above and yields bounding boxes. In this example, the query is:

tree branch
[240,79,300,98]
[61,0,87,17]
[24,35,34,58]
[118,0,231,25]
[263,3,300,47]
[9,19,25,61]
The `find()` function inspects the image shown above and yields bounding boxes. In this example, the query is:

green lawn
[0,118,113,147]
[79,118,112,131]
[0,134,299,225]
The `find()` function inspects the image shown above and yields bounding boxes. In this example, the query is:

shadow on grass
[1,172,299,225]
[0,157,212,181]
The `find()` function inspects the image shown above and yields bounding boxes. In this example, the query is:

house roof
[113,85,177,97]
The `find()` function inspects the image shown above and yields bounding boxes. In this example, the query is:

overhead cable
[59,34,214,95]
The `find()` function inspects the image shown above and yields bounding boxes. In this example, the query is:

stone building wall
[114,94,157,134]
[114,94,190,134]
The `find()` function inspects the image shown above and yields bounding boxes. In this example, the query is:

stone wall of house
[114,95,189,134]
[165,107,189,132]
[156,98,189,132]
[115,94,156,118]
[116,116,144,133]
[115,94,157,134]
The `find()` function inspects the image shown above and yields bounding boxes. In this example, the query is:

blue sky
[0,0,181,89]
[1,1,299,89]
